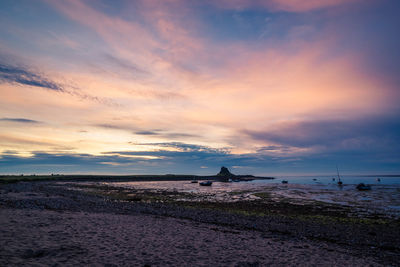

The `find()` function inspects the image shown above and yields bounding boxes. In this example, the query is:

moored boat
[199,181,213,186]
[356,183,371,191]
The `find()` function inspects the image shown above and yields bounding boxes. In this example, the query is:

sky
[0,0,399,175]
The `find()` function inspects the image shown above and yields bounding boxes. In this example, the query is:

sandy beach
[1,180,399,266]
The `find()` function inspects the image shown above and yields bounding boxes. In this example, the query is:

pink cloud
[266,0,359,12]
[47,0,211,87]
[212,0,360,12]
[179,37,393,136]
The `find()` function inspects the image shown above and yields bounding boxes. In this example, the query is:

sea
[106,175,400,218]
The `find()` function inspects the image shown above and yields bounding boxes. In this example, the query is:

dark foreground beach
[1,180,399,266]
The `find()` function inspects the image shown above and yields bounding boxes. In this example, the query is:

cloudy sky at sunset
[1,0,399,175]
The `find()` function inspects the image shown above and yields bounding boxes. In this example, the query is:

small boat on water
[282,180,288,184]
[356,183,371,191]
[336,165,343,185]
[376,178,381,182]
[199,181,213,186]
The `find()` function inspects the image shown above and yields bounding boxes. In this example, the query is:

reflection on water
[271,175,400,185]
[107,175,400,218]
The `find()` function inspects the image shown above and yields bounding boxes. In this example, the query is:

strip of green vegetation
[181,201,395,226]
[253,192,272,199]
[176,195,398,226]
[290,214,393,226]
[77,184,194,203]
[176,201,273,217]
[229,190,255,196]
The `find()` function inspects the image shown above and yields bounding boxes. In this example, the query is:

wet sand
[1,181,399,266]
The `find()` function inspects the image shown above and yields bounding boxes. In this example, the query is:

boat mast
[336,165,341,182]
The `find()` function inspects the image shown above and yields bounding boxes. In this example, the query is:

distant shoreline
[0,174,275,184]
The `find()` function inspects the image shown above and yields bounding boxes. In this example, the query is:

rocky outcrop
[216,166,235,181]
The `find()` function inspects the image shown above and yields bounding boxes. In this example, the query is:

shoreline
[0,174,275,184]
[1,180,399,266]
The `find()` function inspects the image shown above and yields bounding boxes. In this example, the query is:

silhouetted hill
[217,166,235,177]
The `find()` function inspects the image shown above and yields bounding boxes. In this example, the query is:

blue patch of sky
[87,0,143,20]
[0,0,108,69]
[194,6,323,45]
[198,8,278,41]
[88,0,127,16]
[0,0,70,31]
[84,0,155,39]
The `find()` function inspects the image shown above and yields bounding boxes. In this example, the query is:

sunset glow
[1,0,399,174]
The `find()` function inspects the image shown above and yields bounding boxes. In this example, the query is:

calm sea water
[108,175,400,217]
[111,175,400,193]
[257,175,400,185]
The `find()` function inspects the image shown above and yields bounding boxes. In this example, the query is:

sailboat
[336,165,343,185]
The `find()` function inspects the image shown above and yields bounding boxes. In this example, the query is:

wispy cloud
[94,124,129,131]
[0,63,63,91]
[134,130,198,139]
[135,131,159,136]
[0,118,40,123]
[133,142,229,153]
[211,0,360,12]
[103,53,148,76]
